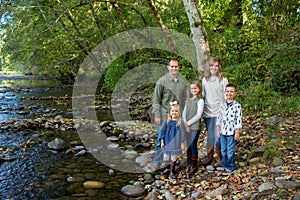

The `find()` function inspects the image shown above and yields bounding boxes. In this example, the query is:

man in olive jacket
[150,58,187,170]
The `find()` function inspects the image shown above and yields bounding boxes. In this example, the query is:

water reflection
[0,76,135,199]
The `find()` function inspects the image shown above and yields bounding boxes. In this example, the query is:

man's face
[167,60,179,76]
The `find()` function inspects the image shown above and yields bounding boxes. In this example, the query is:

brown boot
[161,161,170,176]
[186,150,192,172]
[202,149,214,166]
[169,161,176,179]
[187,154,198,176]
[214,146,222,167]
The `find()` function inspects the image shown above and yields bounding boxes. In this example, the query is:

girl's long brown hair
[204,57,225,81]
[187,80,203,100]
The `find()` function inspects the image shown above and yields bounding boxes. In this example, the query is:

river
[0,75,137,200]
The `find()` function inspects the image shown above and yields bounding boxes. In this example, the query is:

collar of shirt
[226,100,237,107]
[167,73,179,82]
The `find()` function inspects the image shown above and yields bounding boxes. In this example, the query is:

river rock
[136,153,153,167]
[83,181,105,189]
[273,157,284,166]
[123,149,139,160]
[145,190,159,200]
[271,166,286,173]
[107,143,119,149]
[54,115,63,121]
[17,110,30,115]
[275,179,300,190]
[249,157,260,163]
[205,186,228,199]
[106,136,119,142]
[121,185,145,197]
[265,116,283,126]
[48,138,67,150]
[293,194,300,200]
[253,146,267,153]
[239,161,247,167]
[108,169,115,176]
[67,176,85,182]
[143,173,153,183]
[154,180,164,188]
[134,142,151,149]
[100,121,111,127]
[258,182,275,192]
[74,145,85,150]
[85,189,98,197]
[74,149,86,156]
[191,191,201,199]
[161,190,175,200]
[206,165,214,172]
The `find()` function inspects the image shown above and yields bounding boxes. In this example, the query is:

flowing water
[0,75,137,200]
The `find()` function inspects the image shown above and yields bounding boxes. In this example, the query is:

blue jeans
[204,118,220,150]
[220,134,237,171]
[186,130,200,155]
[153,121,167,166]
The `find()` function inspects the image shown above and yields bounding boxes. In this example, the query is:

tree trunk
[147,0,166,29]
[183,0,210,75]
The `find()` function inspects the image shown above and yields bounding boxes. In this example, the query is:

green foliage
[104,62,128,92]
[0,0,299,116]
[263,145,281,160]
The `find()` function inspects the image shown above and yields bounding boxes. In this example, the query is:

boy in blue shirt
[216,83,242,172]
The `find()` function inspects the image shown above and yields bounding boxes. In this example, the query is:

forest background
[0,0,299,116]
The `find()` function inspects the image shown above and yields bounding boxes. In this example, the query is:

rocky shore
[1,112,299,199]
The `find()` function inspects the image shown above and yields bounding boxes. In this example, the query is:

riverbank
[1,111,299,199]
[0,75,299,199]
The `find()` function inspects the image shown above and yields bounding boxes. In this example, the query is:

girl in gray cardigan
[182,80,204,175]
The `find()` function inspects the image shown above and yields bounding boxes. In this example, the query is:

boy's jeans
[220,134,237,171]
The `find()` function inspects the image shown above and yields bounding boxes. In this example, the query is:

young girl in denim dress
[161,102,186,178]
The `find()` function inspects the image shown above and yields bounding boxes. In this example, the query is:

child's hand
[181,143,186,152]
[234,129,240,141]
[184,122,190,133]
[234,133,240,141]
[161,140,164,148]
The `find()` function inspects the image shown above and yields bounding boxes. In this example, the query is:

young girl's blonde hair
[204,57,225,81]
[167,104,181,127]
[188,80,203,100]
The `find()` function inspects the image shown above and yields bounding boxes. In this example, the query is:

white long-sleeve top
[182,97,204,130]
[202,76,228,118]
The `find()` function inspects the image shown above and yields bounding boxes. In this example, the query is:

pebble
[121,185,145,197]
[83,181,105,189]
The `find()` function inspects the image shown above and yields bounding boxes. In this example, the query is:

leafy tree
[0,0,299,115]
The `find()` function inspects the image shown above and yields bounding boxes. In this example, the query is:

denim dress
[161,120,186,155]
